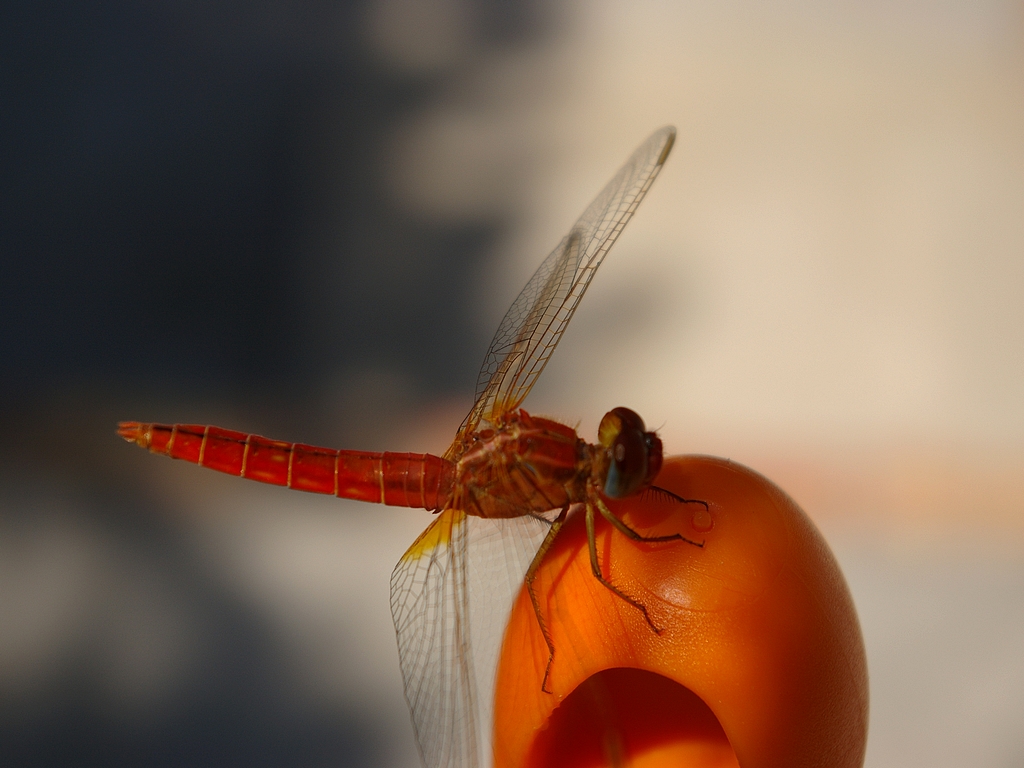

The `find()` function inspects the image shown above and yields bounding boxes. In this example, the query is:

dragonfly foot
[639,604,664,635]
[541,655,555,695]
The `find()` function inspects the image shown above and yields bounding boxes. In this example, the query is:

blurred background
[2,0,1023,766]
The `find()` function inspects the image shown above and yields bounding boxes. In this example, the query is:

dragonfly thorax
[449,406,663,519]
[450,409,590,519]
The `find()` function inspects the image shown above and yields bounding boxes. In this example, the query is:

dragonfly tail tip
[117,421,145,445]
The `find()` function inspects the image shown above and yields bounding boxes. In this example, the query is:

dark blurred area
[1,0,549,412]
[1,1,546,765]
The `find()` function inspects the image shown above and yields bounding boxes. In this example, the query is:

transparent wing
[391,509,553,768]
[460,126,676,434]
[391,509,475,768]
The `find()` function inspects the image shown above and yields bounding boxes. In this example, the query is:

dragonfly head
[597,407,663,498]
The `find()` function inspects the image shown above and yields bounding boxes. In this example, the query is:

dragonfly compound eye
[599,407,652,498]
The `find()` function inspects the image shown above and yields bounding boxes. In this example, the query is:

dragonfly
[119,126,704,768]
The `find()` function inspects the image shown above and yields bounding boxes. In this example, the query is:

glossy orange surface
[494,455,868,768]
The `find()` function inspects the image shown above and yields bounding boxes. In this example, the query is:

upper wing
[460,126,676,435]
[391,509,553,768]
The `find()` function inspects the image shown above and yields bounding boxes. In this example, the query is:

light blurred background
[2,1,1023,766]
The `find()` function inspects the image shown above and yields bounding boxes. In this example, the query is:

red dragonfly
[120,127,701,768]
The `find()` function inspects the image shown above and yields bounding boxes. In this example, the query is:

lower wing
[391,508,553,768]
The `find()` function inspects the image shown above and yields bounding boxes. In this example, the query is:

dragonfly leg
[643,484,710,512]
[525,503,571,694]
[594,491,705,548]
[585,500,663,634]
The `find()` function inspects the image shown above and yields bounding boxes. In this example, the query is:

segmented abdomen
[118,422,454,510]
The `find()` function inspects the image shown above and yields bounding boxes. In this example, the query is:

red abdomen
[118,422,454,510]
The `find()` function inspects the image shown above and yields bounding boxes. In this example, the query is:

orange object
[494,455,868,768]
